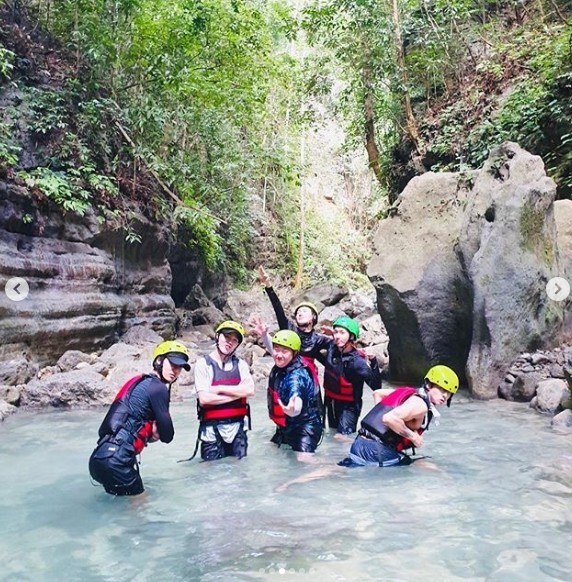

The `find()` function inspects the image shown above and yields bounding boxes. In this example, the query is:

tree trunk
[294,135,305,290]
[362,46,384,186]
[391,0,422,153]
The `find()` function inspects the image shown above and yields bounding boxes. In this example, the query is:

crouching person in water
[268,330,323,461]
[339,365,459,468]
[194,321,255,461]
[89,341,189,496]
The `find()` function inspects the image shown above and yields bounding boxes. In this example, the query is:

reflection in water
[0,396,570,581]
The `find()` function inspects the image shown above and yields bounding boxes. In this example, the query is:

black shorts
[271,421,323,453]
[325,398,362,435]
[200,423,248,461]
[89,439,144,496]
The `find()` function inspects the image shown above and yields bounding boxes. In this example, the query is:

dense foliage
[302,0,572,201]
[1,0,570,289]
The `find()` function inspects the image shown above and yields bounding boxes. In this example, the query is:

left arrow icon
[4,277,29,302]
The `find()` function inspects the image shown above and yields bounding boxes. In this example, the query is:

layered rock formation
[0,183,176,369]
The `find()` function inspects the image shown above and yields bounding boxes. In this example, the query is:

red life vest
[199,355,249,424]
[267,386,286,428]
[98,374,153,455]
[360,387,431,452]
[300,355,320,393]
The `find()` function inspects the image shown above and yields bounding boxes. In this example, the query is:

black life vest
[97,374,153,454]
[198,354,249,424]
[360,387,433,452]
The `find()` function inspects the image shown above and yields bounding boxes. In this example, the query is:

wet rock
[0,357,38,385]
[292,283,349,310]
[20,369,111,408]
[0,384,21,406]
[120,326,163,347]
[56,350,94,372]
[500,372,542,402]
[337,291,377,319]
[551,409,572,430]
[532,379,569,414]
[318,305,346,324]
[0,399,17,420]
[0,187,177,366]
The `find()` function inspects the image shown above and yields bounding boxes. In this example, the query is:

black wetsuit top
[122,376,174,443]
[264,286,331,357]
[316,342,382,402]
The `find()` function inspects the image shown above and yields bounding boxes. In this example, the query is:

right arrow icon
[546,277,570,302]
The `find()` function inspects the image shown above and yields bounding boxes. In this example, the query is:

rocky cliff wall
[0,183,176,372]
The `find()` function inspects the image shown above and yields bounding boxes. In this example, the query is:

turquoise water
[0,392,571,582]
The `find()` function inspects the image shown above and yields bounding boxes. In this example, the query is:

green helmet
[272,330,301,352]
[333,316,360,340]
[424,365,459,394]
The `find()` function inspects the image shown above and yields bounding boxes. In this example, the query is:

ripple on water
[0,399,571,581]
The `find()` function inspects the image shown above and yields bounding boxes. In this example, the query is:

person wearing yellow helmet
[191,320,255,462]
[338,364,459,468]
[267,329,323,459]
[89,338,189,496]
[257,267,330,403]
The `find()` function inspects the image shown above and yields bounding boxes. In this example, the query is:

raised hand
[257,265,271,287]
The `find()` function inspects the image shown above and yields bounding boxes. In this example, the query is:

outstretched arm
[248,315,273,354]
[258,266,289,329]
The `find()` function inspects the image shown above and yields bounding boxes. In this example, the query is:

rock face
[0,183,176,368]
[367,170,473,383]
[368,143,569,397]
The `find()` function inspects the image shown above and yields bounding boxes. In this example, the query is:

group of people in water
[89,267,460,496]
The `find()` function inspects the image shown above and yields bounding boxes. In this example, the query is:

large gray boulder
[20,369,112,408]
[368,143,567,396]
[459,143,566,398]
[367,170,473,382]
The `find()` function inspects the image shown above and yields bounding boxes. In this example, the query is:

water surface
[1,394,571,582]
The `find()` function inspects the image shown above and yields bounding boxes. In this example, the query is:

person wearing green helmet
[89,339,190,496]
[267,329,323,458]
[191,320,255,462]
[339,364,460,467]
[316,315,382,437]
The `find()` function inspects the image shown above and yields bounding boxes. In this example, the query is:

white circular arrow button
[4,277,30,302]
[546,277,570,302]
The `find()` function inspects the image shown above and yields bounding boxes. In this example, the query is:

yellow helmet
[153,340,190,370]
[272,330,301,352]
[424,365,459,394]
[215,320,246,343]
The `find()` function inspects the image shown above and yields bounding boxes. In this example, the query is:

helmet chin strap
[154,357,177,385]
